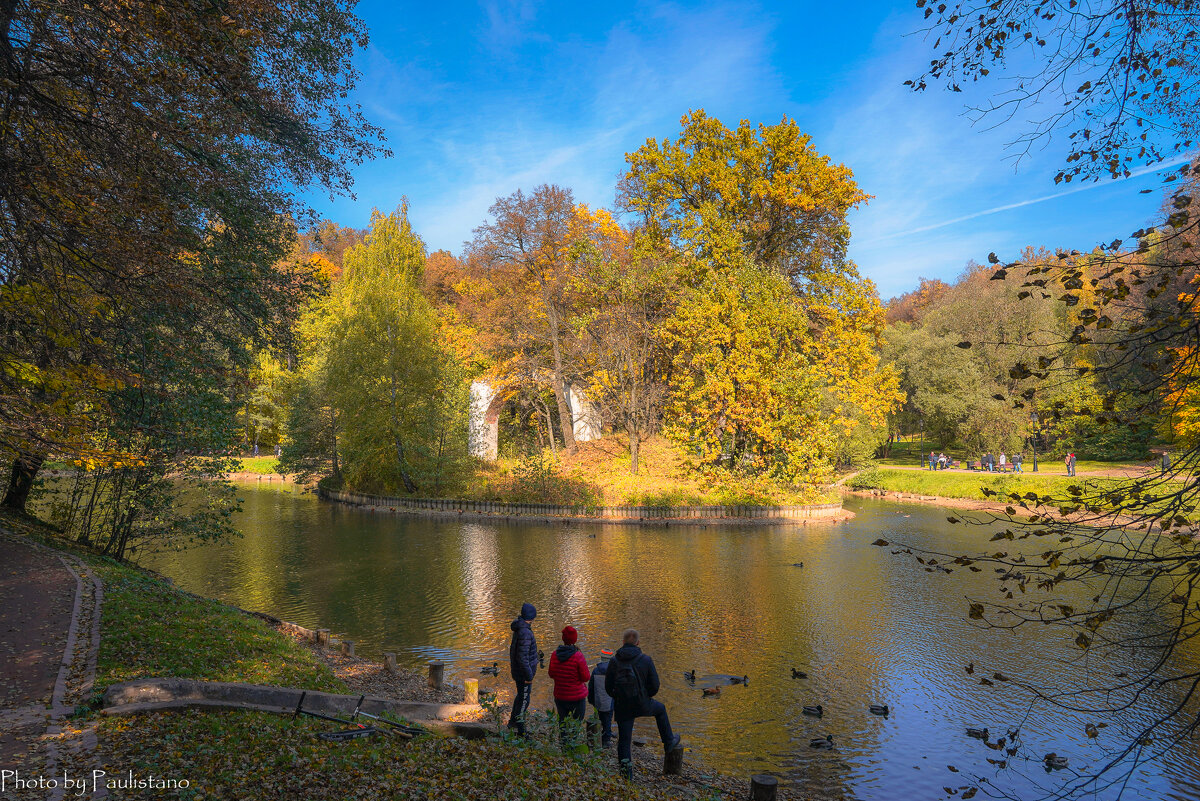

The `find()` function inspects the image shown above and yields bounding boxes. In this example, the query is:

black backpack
[610,654,647,706]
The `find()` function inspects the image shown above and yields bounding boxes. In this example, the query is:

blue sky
[302,0,1177,298]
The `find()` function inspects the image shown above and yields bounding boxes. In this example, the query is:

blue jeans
[598,708,613,745]
[507,681,531,734]
[616,700,674,768]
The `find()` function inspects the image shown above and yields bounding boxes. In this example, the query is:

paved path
[0,527,105,799]
[879,464,1154,478]
[0,537,75,769]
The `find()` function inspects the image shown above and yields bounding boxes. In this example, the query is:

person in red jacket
[548,625,591,747]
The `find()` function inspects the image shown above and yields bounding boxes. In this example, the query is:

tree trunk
[546,309,576,451]
[2,452,44,512]
[328,405,341,481]
[540,399,556,455]
[628,426,639,475]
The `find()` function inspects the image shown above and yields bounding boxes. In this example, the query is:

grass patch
[94,561,344,693]
[849,466,1118,501]
[875,441,1144,474]
[232,456,282,474]
[98,709,710,800]
[458,435,835,507]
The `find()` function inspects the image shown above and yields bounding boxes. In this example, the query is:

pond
[140,481,1200,801]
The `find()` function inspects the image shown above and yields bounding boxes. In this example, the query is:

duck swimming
[810,734,834,749]
[1044,753,1069,770]
[869,704,889,716]
[802,705,823,717]
[480,662,499,676]
[702,686,721,696]
[791,668,808,679]
[729,675,749,685]
[683,670,696,682]
[966,727,989,740]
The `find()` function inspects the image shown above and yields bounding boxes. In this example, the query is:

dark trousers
[598,708,613,744]
[507,681,532,734]
[616,700,674,768]
[555,697,587,747]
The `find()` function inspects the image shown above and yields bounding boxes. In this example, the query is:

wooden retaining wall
[319,487,847,524]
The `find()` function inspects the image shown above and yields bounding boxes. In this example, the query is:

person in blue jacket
[587,648,615,748]
[507,602,538,735]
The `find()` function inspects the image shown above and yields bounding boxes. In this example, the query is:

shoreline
[319,485,853,526]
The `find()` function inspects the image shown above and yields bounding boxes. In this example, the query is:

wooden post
[664,743,684,775]
[428,661,445,691]
[383,652,398,673]
[316,629,330,647]
[750,775,778,801]
[341,640,355,657]
[464,678,478,705]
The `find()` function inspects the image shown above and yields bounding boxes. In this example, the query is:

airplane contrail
[867,155,1193,244]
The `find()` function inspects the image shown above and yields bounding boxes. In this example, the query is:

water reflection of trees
[144,489,1200,801]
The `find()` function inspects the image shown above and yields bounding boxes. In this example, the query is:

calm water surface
[141,481,1200,800]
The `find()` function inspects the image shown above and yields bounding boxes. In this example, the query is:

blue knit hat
[520,603,537,620]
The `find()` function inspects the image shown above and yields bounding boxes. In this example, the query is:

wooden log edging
[318,487,851,526]
[101,678,483,727]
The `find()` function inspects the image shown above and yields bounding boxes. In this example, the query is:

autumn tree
[571,214,675,473]
[623,112,899,481]
[466,185,585,451]
[621,109,870,290]
[0,0,384,511]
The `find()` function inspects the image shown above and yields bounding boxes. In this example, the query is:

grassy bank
[875,440,1144,475]
[847,466,1123,501]
[1,511,743,800]
[231,456,283,474]
[454,435,836,507]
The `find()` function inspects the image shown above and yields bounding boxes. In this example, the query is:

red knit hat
[562,626,578,645]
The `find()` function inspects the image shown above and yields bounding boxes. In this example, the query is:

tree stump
[383,652,398,673]
[428,661,445,691]
[341,640,355,657]
[750,775,778,801]
[586,718,600,750]
[316,629,330,647]
[663,743,684,775]
[464,678,479,705]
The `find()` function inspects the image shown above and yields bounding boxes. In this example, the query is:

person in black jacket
[604,629,680,779]
[507,602,538,735]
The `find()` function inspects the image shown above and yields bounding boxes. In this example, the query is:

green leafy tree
[312,205,471,495]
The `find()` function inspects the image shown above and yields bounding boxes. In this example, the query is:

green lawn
[849,466,1120,501]
[875,440,1145,474]
[94,560,344,694]
[233,456,283,474]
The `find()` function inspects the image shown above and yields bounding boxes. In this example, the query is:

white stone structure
[468,379,602,461]
[468,381,499,461]
[566,383,602,443]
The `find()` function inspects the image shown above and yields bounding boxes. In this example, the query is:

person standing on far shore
[507,603,538,736]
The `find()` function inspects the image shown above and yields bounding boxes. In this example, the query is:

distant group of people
[508,603,680,779]
[928,451,1025,472]
[980,452,1023,472]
